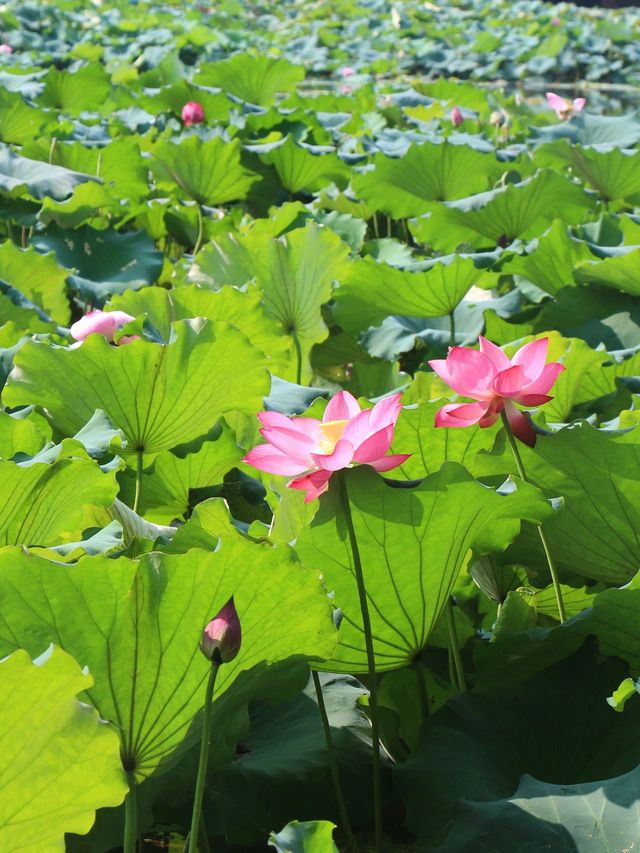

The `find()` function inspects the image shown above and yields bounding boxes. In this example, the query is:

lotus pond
[1,0,640,851]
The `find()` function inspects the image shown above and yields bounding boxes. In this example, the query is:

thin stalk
[386,215,392,239]
[413,661,429,719]
[499,411,566,623]
[445,599,467,692]
[133,450,143,515]
[372,213,380,240]
[187,662,220,853]
[48,136,58,164]
[312,671,359,853]
[20,226,27,248]
[336,470,382,853]
[449,311,456,348]
[292,333,303,386]
[193,203,205,256]
[123,775,138,853]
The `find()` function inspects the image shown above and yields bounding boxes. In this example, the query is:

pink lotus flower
[0,44,12,54]
[428,337,565,447]
[451,106,464,127]
[200,598,241,664]
[243,391,410,502]
[545,92,586,120]
[339,66,355,78]
[551,17,562,26]
[181,101,205,126]
[70,309,136,344]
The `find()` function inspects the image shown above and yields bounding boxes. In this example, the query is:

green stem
[194,203,205,256]
[123,775,138,853]
[133,450,143,515]
[292,333,303,386]
[449,311,456,348]
[48,136,57,165]
[312,671,359,853]
[446,599,467,692]
[413,661,429,719]
[372,213,380,240]
[187,662,220,853]
[499,411,566,623]
[198,811,212,853]
[336,470,382,853]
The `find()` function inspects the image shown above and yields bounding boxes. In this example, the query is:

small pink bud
[181,101,205,127]
[551,17,561,26]
[0,44,13,54]
[451,106,463,127]
[200,598,241,664]
[339,66,355,78]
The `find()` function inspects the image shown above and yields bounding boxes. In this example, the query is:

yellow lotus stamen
[317,419,349,454]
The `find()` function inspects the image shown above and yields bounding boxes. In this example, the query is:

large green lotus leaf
[0,541,336,781]
[260,137,350,194]
[37,63,112,114]
[140,80,231,124]
[389,400,498,481]
[476,422,640,585]
[333,255,493,335]
[0,286,57,335]
[0,145,98,201]
[0,88,49,145]
[118,425,245,524]
[503,219,593,296]
[295,464,551,673]
[535,141,640,203]
[195,55,304,106]
[410,170,596,251]
[268,821,339,853]
[531,114,640,148]
[151,135,259,206]
[32,224,163,303]
[0,646,127,851]
[0,453,117,547]
[108,283,288,367]
[0,409,47,459]
[433,766,640,852]
[0,242,70,324]
[352,141,501,217]
[4,319,270,457]
[206,675,372,845]
[196,224,350,376]
[38,182,120,230]
[575,248,640,296]
[399,646,640,847]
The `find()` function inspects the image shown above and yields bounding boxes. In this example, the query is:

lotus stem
[194,203,205,256]
[123,775,137,853]
[499,410,566,623]
[292,332,303,386]
[312,670,359,853]
[449,311,456,348]
[186,662,220,853]
[133,449,143,515]
[445,599,467,691]
[336,470,382,853]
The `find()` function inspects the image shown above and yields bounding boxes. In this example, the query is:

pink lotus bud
[0,44,12,54]
[200,598,242,664]
[181,101,205,127]
[70,309,137,344]
[551,17,561,26]
[451,106,464,127]
[339,66,355,78]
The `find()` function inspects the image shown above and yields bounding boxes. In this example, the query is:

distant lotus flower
[181,101,205,126]
[70,309,137,344]
[451,106,464,127]
[243,391,410,502]
[339,66,355,77]
[545,91,586,120]
[551,17,562,26]
[0,44,12,54]
[429,337,564,446]
[200,598,242,664]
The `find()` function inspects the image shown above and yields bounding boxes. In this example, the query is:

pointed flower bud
[181,101,205,126]
[200,597,241,664]
[450,106,463,127]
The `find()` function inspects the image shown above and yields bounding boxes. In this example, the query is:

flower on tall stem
[70,309,137,344]
[545,91,586,120]
[428,336,564,447]
[243,390,410,502]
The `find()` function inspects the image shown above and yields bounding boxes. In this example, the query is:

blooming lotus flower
[339,66,355,77]
[200,598,241,664]
[0,44,12,54]
[451,106,463,127]
[181,101,205,126]
[70,309,136,344]
[243,391,411,502]
[545,92,586,120]
[428,337,564,447]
